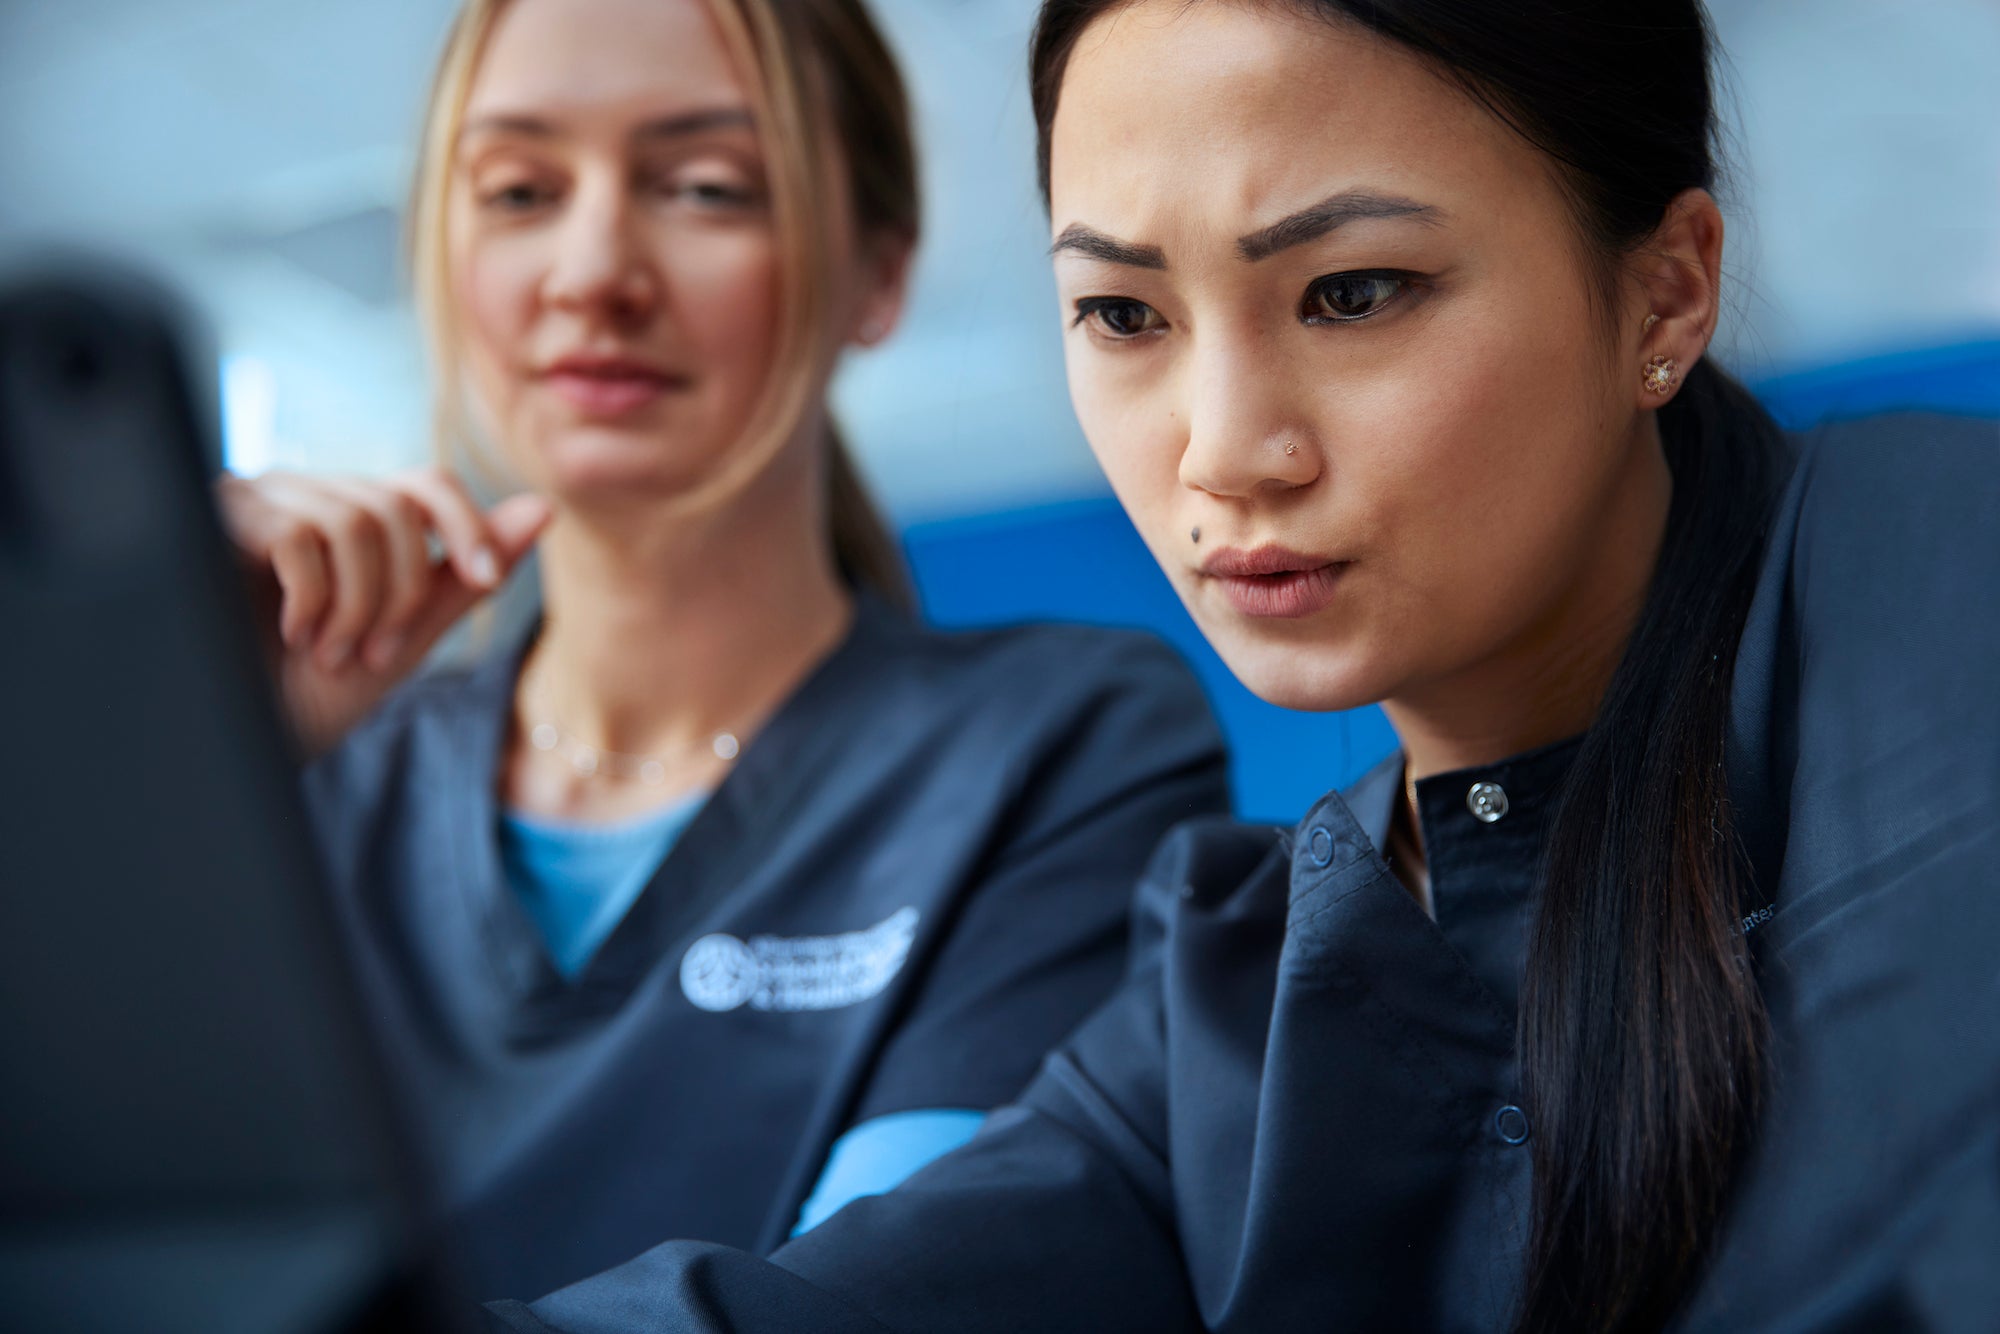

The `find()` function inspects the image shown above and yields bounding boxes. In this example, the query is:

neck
[1386,418,1672,784]
[523,452,855,762]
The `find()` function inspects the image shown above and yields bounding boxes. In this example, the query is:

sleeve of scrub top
[836,633,1229,1125]
[485,855,1207,1334]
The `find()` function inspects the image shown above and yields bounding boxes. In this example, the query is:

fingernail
[469,548,500,587]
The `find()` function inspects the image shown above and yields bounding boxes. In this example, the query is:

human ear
[1627,188,1724,405]
[848,229,916,348]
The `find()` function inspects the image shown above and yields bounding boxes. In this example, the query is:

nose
[541,173,659,327]
[1177,332,1321,500]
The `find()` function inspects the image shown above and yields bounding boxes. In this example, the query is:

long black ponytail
[1030,3,1789,1328]
[1519,350,1786,1329]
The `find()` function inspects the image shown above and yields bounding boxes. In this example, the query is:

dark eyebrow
[1048,223,1168,271]
[460,107,755,144]
[1235,190,1441,262]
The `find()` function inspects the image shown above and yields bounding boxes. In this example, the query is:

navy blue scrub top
[487,415,2000,1333]
[299,597,1230,1299]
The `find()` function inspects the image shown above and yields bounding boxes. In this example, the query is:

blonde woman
[216,0,1226,1300]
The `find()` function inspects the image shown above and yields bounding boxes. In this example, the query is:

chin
[1203,624,1392,714]
[534,429,713,501]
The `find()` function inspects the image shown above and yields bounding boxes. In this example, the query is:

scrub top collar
[440,593,913,1016]
[1315,734,1584,1018]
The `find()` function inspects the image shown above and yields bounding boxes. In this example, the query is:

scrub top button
[1467,781,1509,823]
[1307,826,1336,866]
[1495,1104,1531,1145]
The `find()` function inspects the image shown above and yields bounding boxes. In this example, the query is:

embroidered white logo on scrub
[680,907,921,1013]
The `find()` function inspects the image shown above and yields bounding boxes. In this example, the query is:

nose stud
[1190,527,1201,544]
[1285,441,1298,456]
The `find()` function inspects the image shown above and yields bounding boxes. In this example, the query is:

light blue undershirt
[498,796,704,978]
[792,1109,988,1236]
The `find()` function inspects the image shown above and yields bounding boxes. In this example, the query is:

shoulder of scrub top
[1729,409,2000,925]
[860,605,1206,709]
[1771,408,2000,567]
[1761,409,1999,622]
[857,610,1231,796]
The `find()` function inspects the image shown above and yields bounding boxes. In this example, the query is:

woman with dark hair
[213,0,1229,1303]
[484,1,2000,1329]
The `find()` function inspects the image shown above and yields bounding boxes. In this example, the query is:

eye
[480,180,558,214]
[685,181,752,205]
[1302,271,1409,324]
[1073,297,1165,340]
[644,164,766,212]
[680,179,755,207]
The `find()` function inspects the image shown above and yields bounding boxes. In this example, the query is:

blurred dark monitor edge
[0,260,470,1333]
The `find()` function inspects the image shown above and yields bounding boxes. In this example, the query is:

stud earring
[1642,313,1661,334]
[1643,354,1678,395]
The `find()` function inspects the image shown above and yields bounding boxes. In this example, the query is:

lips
[540,354,684,419]
[1199,545,1348,618]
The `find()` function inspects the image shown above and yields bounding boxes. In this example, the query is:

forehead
[468,0,749,120]
[1049,0,1544,250]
